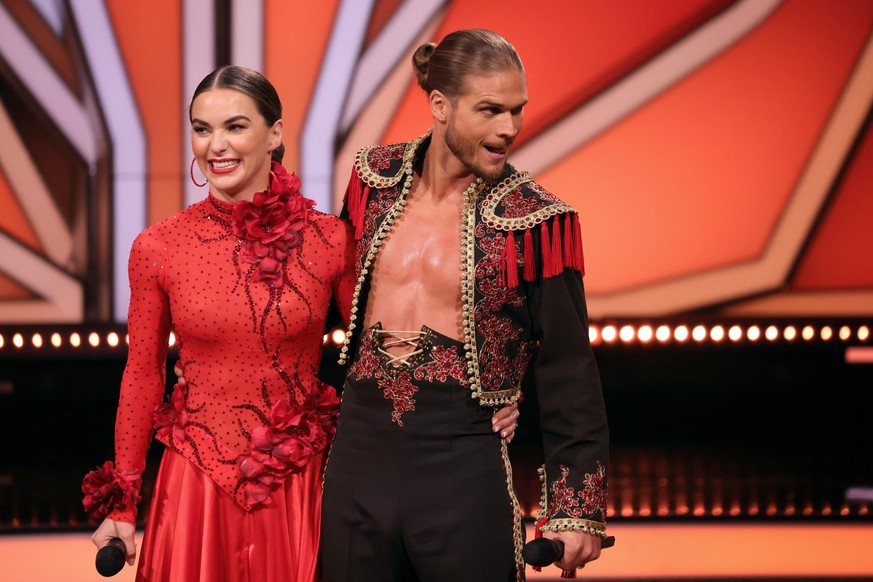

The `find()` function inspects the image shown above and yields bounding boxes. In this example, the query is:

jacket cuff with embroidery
[537,463,608,537]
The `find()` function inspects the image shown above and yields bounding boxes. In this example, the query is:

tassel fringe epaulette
[502,212,585,288]
[344,166,370,241]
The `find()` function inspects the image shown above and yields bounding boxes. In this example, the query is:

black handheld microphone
[95,537,126,577]
[522,535,615,567]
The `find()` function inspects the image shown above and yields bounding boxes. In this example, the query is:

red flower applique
[231,162,315,287]
[152,383,189,444]
[236,389,340,508]
[81,461,142,519]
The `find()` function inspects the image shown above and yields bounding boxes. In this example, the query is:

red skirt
[136,448,324,582]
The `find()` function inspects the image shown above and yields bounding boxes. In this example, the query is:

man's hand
[543,530,602,571]
[173,362,187,387]
[491,401,520,442]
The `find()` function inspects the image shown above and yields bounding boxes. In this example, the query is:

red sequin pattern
[378,372,418,427]
[413,345,467,385]
[109,181,354,516]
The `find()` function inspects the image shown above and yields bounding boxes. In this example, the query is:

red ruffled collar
[230,162,316,287]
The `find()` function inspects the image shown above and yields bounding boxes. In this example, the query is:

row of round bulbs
[0,324,869,350]
[589,323,870,345]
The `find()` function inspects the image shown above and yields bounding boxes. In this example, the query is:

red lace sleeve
[110,228,172,523]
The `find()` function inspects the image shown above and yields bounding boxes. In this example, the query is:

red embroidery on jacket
[472,216,530,393]
[511,341,534,388]
[579,460,608,517]
[366,142,405,171]
[526,182,565,206]
[477,314,522,391]
[478,276,523,314]
[474,223,507,280]
[357,185,397,280]
[496,187,544,218]
[546,462,608,520]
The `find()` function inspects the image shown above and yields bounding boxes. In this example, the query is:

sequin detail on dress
[85,161,353,519]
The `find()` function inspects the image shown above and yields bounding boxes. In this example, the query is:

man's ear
[429,90,449,124]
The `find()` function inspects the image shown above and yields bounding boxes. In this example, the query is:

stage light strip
[589,323,871,347]
[1,322,870,354]
[846,346,873,364]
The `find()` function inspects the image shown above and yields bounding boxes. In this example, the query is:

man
[321,29,608,581]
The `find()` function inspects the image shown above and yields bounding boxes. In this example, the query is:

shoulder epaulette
[343,134,429,239]
[482,171,585,287]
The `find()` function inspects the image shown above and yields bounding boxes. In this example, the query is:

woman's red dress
[104,173,354,581]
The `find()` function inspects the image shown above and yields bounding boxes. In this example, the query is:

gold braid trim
[460,178,486,400]
[337,171,415,366]
[540,518,607,537]
[499,439,526,582]
[537,465,607,537]
[344,134,525,406]
[457,178,520,406]
[477,388,522,407]
[352,133,429,189]
[538,464,548,511]
[481,171,576,231]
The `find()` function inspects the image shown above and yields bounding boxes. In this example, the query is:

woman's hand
[91,518,137,566]
[491,401,520,442]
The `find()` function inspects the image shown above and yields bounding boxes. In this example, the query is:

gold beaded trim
[499,438,525,582]
[539,518,607,537]
[460,178,526,405]
[342,135,524,406]
[460,178,485,400]
[536,465,607,537]
[477,388,521,407]
[481,171,576,231]
[338,171,415,366]
[352,133,428,189]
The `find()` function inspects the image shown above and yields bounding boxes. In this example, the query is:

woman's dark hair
[412,29,524,99]
[189,66,285,163]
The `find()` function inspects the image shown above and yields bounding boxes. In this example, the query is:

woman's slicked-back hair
[189,65,285,162]
[411,29,524,99]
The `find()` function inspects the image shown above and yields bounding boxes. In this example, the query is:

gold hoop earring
[190,158,207,187]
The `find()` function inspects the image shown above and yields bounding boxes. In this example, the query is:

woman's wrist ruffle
[82,460,142,520]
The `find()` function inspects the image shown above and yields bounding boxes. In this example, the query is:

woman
[83,66,518,581]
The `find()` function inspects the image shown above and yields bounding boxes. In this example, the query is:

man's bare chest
[373,198,462,283]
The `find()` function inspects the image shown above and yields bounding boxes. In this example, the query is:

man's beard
[445,120,505,183]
